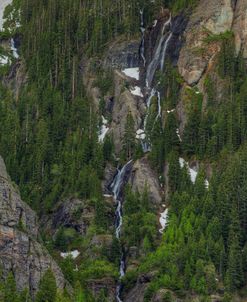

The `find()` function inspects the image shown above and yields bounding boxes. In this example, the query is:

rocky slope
[1,0,247,301]
[0,155,68,297]
[178,0,247,87]
[129,158,162,206]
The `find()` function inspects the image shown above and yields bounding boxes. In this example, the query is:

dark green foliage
[182,89,202,156]
[94,198,111,232]
[148,65,181,172]
[164,0,199,13]
[122,186,158,251]
[2,0,247,301]
[35,269,57,302]
[0,272,32,302]
[122,111,136,160]
[3,273,19,302]
[137,145,247,299]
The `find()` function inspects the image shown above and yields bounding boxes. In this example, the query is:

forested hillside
[0,0,247,302]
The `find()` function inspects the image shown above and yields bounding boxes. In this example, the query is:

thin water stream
[141,14,172,152]
[110,160,133,302]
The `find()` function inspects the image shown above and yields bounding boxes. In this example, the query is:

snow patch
[167,109,175,114]
[190,168,198,184]
[0,55,9,65]
[136,129,146,140]
[130,86,143,97]
[60,250,80,259]
[179,158,209,188]
[179,158,198,184]
[159,208,168,233]
[122,67,139,80]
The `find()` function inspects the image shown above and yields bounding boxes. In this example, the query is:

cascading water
[145,14,171,88]
[140,9,146,66]
[110,160,133,302]
[141,14,172,152]
[160,32,172,71]
[155,90,161,121]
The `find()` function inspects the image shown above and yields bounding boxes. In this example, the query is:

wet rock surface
[104,39,140,70]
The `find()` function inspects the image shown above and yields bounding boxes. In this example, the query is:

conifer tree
[122,111,136,160]
[36,269,57,302]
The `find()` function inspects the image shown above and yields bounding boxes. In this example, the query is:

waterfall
[154,90,161,122]
[146,14,171,88]
[110,160,133,302]
[160,32,172,71]
[140,14,172,152]
[140,9,146,66]
[145,23,166,89]
[144,87,156,129]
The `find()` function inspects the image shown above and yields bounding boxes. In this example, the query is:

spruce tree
[122,111,136,160]
[35,269,57,302]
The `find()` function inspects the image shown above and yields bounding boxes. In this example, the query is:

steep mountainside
[1,0,247,302]
[0,155,67,297]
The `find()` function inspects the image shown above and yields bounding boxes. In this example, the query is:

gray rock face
[87,277,116,302]
[178,0,233,85]
[0,155,67,296]
[102,163,116,194]
[110,70,145,154]
[0,156,8,179]
[104,39,140,70]
[3,61,27,101]
[233,0,247,58]
[129,158,162,205]
[0,226,65,295]
[123,272,155,302]
[42,198,95,238]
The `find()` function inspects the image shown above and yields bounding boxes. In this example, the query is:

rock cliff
[0,156,67,297]
[129,157,162,205]
[178,0,234,85]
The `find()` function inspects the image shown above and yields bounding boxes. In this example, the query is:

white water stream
[110,160,133,302]
[111,12,173,300]
[140,9,146,66]
[140,14,172,152]
[145,14,171,88]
